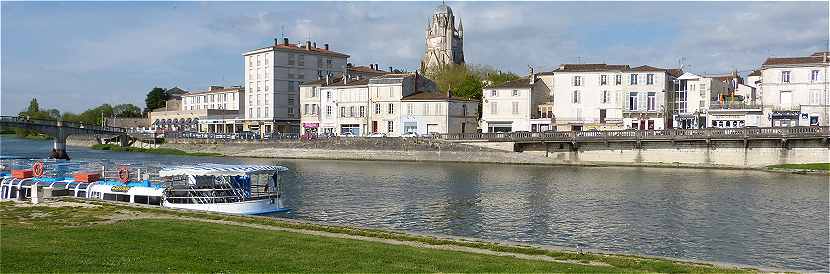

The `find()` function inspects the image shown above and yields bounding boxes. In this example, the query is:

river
[1,136,828,272]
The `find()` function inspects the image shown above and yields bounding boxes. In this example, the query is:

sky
[1,1,828,114]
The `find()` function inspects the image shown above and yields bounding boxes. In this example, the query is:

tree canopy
[145,87,169,112]
[423,64,520,100]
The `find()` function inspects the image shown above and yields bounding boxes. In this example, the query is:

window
[256,95,261,106]
[407,104,414,115]
[312,104,318,115]
[647,92,656,111]
[512,102,519,114]
[375,104,381,114]
[287,107,292,117]
[304,104,309,115]
[572,90,580,104]
[265,80,269,91]
[257,55,261,66]
[248,57,253,67]
[512,90,519,96]
[630,74,638,85]
[326,106,332,117]
[811,70,820,82]
[573,76,582,86]
[490,102,497,114]
[340,107,346,117]
[490,90,497,97]
[646,74,654,85]
[257,81,261,92]
[600,75,608,85]
[349,106,355,117]
[387,121,394,133]
[629,92,638,111]
[288,54,295,65]
[615,75,622,85]
[601,90,609,104]
[388,103,394,114]
[256,108,261,118]
[424,104,430,114]
[359,106,365,117]
[462,105,468,116]
[326,91,331,100]
[265,53,269,65]
[297,55,305,66]
[265,108,269,117]
[326,59,333,69]
[287,96,294,105]
[781,71,791,83]
[249,107,253,116]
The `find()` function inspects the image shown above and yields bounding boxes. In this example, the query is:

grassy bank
[0,200,752,273]
[91,143,222,157]
[767,163,830,171]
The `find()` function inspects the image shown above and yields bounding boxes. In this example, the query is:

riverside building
[759,51,829,127]
[300,73,478,136]
[243,38,349,134]
[150,86,245,133]
[480,73,550,132]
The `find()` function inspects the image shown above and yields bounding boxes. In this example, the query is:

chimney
[324,43,329,50]
[374,64,379,71]
[389,66,393,72]
[825,52,828,63]
[529,66,535,85]
[343,66,348,84]
[313,42,317,48]
[306,41,312,50]
[274,38,279,45]
[283,38,289,46]
[325,74,331,85]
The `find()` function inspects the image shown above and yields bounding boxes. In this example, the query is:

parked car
[401,132,418,138]
[368,132,386,138]
[341,132,356,138]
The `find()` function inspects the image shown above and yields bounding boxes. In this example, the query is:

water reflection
[1,136,827,272]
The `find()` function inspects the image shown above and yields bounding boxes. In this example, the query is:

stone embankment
[66,135,830,171]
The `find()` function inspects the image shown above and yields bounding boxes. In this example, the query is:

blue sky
[2,1,828,114]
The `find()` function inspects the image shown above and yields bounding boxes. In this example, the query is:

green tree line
[423,64,520,101]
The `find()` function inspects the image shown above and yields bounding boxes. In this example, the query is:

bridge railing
[0,115,126,133]
[433,126,830,142]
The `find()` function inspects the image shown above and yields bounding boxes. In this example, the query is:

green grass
[91,143,222,157]
[0,201,751,273]
[767,163,830,171]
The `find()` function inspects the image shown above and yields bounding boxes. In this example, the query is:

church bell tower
[420,3,465,72]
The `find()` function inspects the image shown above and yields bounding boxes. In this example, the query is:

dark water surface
[1,136,828,271]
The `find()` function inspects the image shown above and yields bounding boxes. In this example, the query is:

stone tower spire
[420,3,465,72]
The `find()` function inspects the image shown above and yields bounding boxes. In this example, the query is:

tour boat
[0,160,289,215]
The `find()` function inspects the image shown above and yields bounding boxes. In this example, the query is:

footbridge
[0,116,129,159]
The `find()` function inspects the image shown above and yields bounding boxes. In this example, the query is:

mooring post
[50,122,70,160]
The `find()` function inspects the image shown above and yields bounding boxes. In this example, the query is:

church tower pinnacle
[420,3,465,72]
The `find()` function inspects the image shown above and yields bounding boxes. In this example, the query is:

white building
[760,52,830,127]
[150,86,245,133]
[542,64,680,131]
[181,86,244,111]
[243,38,349,134]
[480,75,550,132]
[300,73,477,137]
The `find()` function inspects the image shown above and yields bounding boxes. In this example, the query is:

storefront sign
[769,111,800,119]
[303,123,319,128]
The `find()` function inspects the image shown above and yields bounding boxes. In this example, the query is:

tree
[113,104,143,118]
[26,98,40,114]
[423,64,519,100]
[145,87,169,112]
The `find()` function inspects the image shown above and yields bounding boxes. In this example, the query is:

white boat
[158,164,289,215]
[0,161,289,215]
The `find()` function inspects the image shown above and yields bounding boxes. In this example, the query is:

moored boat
[0,160,289,215]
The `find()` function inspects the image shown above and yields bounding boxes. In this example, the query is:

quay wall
[66,136,829,169]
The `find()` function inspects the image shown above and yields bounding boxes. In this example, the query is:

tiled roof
[400,90,476,101]
[348,66,388,76]
[245,43,349,58]
[185,87,243,96]
[489,77,532,89]
[747,70,761,77]
[553,64,630,72]
[811,51,829,57]
[763,55,827,66]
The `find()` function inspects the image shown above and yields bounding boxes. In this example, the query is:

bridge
[0,116,129,159]
[434,126,830,150]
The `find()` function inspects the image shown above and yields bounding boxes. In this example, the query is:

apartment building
[760,51,829,127]
[150,86,244,133]
[480,75,549,132]
[243,38,349,134]
[300,73,475,136]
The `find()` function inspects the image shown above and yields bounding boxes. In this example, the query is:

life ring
[32,161,44,177]
[118,166,130,183]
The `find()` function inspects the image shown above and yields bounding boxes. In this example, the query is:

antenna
[576,56,583,64]
[280,25,285,39]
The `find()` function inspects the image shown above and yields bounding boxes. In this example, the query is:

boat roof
[158,164,287,177]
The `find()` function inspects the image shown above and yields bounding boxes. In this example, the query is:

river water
[1,136,828,272]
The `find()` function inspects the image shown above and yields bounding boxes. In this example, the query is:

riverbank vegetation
[90,144,222,157]
[767,163,830,171]
[0,200,752,273]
